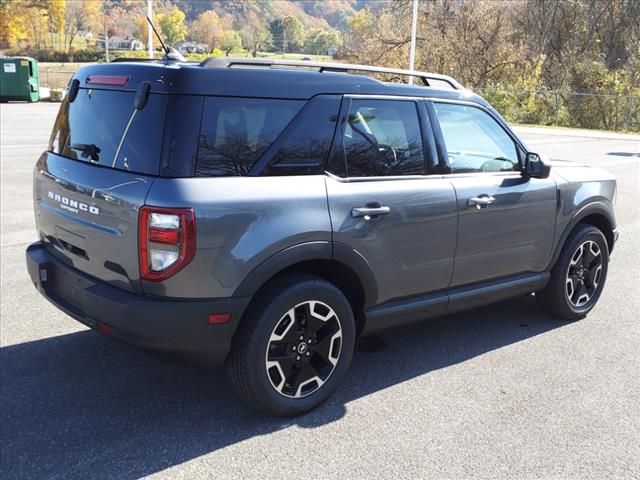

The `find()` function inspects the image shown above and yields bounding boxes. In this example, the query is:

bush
[4,48,105,63]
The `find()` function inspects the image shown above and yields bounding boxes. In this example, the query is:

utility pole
[408,0,419,85]
[282,29,286,59]
[147,0,154,59]
[104,21,109,62]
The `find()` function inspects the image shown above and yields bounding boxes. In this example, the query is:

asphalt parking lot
[1,102,639,479]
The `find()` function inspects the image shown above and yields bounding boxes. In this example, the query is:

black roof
[72,58,489,107]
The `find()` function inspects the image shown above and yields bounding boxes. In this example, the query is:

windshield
[49,88,167,175]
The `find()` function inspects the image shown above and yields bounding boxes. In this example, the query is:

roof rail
[111,57,160,63]
[199,57,463,90]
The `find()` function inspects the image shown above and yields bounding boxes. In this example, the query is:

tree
[0,0,29,48]
[104,5,138,39]
[240,11,271,57]
[305,28,340,55]
[190,9,224,50]
[220,30,241,56]
[270,15,305,53]
[282,15,305,52]
[157,4,187,46]
[49,0,66,49]
[63,0,99,50]
[0,0,66,49]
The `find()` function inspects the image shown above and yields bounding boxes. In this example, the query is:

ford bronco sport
[26,58,617,416]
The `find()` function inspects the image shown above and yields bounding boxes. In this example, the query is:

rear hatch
[34,63,173,294]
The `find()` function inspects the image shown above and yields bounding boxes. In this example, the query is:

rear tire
[226,274,356,416]
[537,224,609,320]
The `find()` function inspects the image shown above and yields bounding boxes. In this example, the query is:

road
[1,103,639,479]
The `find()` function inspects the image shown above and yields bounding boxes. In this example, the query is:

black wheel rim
[265,300,342,398]
[565,240,603,308]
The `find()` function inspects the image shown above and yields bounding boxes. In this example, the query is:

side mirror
[524,152,551,179]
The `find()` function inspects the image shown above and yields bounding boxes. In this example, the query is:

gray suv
[26,58,618,416]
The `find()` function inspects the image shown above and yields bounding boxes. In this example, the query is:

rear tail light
[139,206,196,282]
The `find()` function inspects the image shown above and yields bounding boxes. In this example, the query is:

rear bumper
[26,242,249,367]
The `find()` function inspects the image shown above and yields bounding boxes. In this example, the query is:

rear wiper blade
[112,81,151,169]
[70,143,101,162]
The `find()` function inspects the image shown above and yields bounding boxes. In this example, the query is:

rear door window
[49,88,167,175]
[196,97,304,177]
[330,98,425,177]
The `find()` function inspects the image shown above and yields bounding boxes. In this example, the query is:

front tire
[227,274,356,416]
[537,224,609,320]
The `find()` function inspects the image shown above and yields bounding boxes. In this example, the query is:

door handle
[468,195,496,208]
[351,205,391,220]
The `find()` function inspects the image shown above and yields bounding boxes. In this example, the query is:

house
[174,41,210,54]
[326,47,338,57]
[96,36,144,51]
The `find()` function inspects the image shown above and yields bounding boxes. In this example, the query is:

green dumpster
[0,57,40,103]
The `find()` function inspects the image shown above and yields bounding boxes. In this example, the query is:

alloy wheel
[265,300,342,398]
[565,240,603,308]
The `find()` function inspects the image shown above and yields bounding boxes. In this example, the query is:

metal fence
[480,88,640,133]
[40,70,73,90]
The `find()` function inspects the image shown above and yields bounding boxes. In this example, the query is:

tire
[226,274,356,416]
[537,224,609,320]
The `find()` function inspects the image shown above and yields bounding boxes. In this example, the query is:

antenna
[145,14,168,55]
[145,14,186,62]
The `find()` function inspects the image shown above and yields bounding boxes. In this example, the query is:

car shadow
[1,295,563,479]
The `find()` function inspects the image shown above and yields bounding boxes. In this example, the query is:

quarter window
[196,97,303,177]
[337,99,425,177]
[266,96,340,176]
[433,103,519,173]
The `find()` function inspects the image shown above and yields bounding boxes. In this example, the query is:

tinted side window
[196,97,303,177]
[433,103,518,173]
[340,99,425,177]
[266,96,340,176]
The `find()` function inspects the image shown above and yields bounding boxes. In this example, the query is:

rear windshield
[196,97,304,176]
[49,88,167,175]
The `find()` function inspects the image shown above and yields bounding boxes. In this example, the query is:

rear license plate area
[50,265,86,316]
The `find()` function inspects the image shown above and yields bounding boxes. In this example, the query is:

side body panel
[325,175,458,304]
[548,164,617,266]
[143,176,332,298]
[448,173,558,286]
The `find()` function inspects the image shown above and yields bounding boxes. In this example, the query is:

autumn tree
[0,0,67,49]
[0,0,29,48]
[63,0,100,50]
[239,11,271,57]
[343,1,522,88]
[190,9,224,50]
[157,4,187,46]
[104,5,138,38]
[220,30,241,56]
